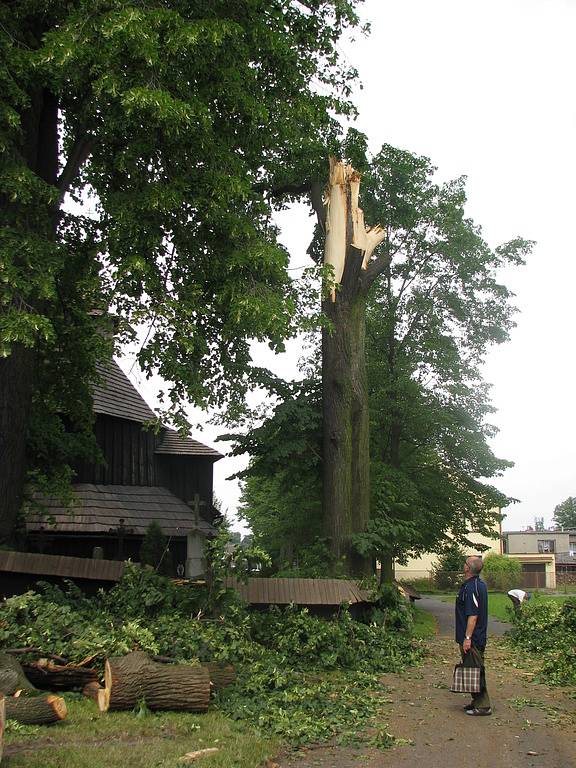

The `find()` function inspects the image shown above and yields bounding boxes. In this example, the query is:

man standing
[455,555,492,716]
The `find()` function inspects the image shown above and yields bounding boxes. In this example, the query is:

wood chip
[179,748,220,762]
[526,751,539,756]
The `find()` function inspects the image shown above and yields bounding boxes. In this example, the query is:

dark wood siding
[155,455,214,518]
[74,415,156,486]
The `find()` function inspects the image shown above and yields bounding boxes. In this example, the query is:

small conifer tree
[140,521,172,576]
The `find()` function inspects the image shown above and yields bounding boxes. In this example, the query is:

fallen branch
[22,660,98,691]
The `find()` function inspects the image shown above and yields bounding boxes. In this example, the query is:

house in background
[26,360,222,578]
[502,528,576,588]
[394,519,503,583]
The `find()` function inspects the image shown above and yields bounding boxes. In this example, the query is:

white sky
[120,0,576,533]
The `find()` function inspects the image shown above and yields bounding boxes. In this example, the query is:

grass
[3,697,280,768]
[411,606,437,638]
[433,591,573,622]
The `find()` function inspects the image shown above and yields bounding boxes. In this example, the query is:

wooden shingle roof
[224,577,372,606]
[0,550,124,582]
[93,361,222,458]
[93,360,156,423]
[28,484,216,537]
[155,429,222,459]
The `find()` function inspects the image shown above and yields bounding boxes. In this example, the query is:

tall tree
[237,139,531,576]
[351,143,531,577]
[553,497,576,529]
[0,0,361,544]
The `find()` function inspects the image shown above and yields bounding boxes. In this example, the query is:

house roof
[504,529,576,535]
[224,577,372,606]
[93,361,222,458]
[93,360,156,423]
[27,484,217,537]
[155,428,222,459]
[0,550,124,582]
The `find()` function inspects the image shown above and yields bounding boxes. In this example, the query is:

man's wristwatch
[465,635,471,640]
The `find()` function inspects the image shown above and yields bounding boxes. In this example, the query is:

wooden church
[26,360,222,577]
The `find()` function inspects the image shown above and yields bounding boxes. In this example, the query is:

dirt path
[277,607,576,768]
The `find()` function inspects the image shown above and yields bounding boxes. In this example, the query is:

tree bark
[82,681,102,702]
[0,346,36,546]
[1,81,60,545]
[321,158,385,576]
[22,661,99,691]
[4,694,67,725]
[203,662,236,691]
[322,296,371,574]
[100,652,210,712]
[0,654,35,696]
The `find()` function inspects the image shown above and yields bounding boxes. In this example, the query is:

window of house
[537,540,555,553]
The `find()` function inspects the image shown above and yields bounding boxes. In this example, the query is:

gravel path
[417,595,512,637]
[277,604,575,768]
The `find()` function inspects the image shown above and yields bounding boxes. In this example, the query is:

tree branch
[360,252,392,291]
[56,133,95,207]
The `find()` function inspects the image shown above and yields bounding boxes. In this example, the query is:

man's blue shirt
[455,575,488,647]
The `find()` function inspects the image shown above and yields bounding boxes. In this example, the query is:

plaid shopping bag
[451,663,481,693]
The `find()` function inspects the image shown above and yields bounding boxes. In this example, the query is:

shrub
[481,553,522,591]
[510,597,576,686]
[431,542,465,590]
[140,521,172,575]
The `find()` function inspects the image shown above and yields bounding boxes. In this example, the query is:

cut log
[203,662,236,691]
[0,654,35,695]
[82,681,102,702]
[100,651,209,713]
[22,660,98,691]
[5,694,67,725]
[0,695,5,764]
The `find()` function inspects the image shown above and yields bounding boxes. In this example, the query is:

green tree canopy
[553,497,576,529]
[0,0,362,542]
[231,140,529,576]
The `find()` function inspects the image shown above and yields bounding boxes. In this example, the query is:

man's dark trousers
[459,644,491,709]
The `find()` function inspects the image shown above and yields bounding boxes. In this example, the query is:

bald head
[466,556,483,575]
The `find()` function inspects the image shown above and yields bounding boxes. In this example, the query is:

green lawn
[434,591,573,623]
[3,698,280,768]
[411,606,437,638]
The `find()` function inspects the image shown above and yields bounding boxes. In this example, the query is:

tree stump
[0,654,35,695]
[100,652,210,712]
[5,695,67,725]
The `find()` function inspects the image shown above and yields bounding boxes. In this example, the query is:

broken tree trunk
[0,654,35,695]
[22,660,99,691]
[321,158,385,576]
[100,651,209,713]
[5,694,67,725]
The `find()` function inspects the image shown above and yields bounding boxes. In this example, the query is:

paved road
[418,595,512,637]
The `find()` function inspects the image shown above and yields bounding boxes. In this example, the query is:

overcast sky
[120,0,576,533]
